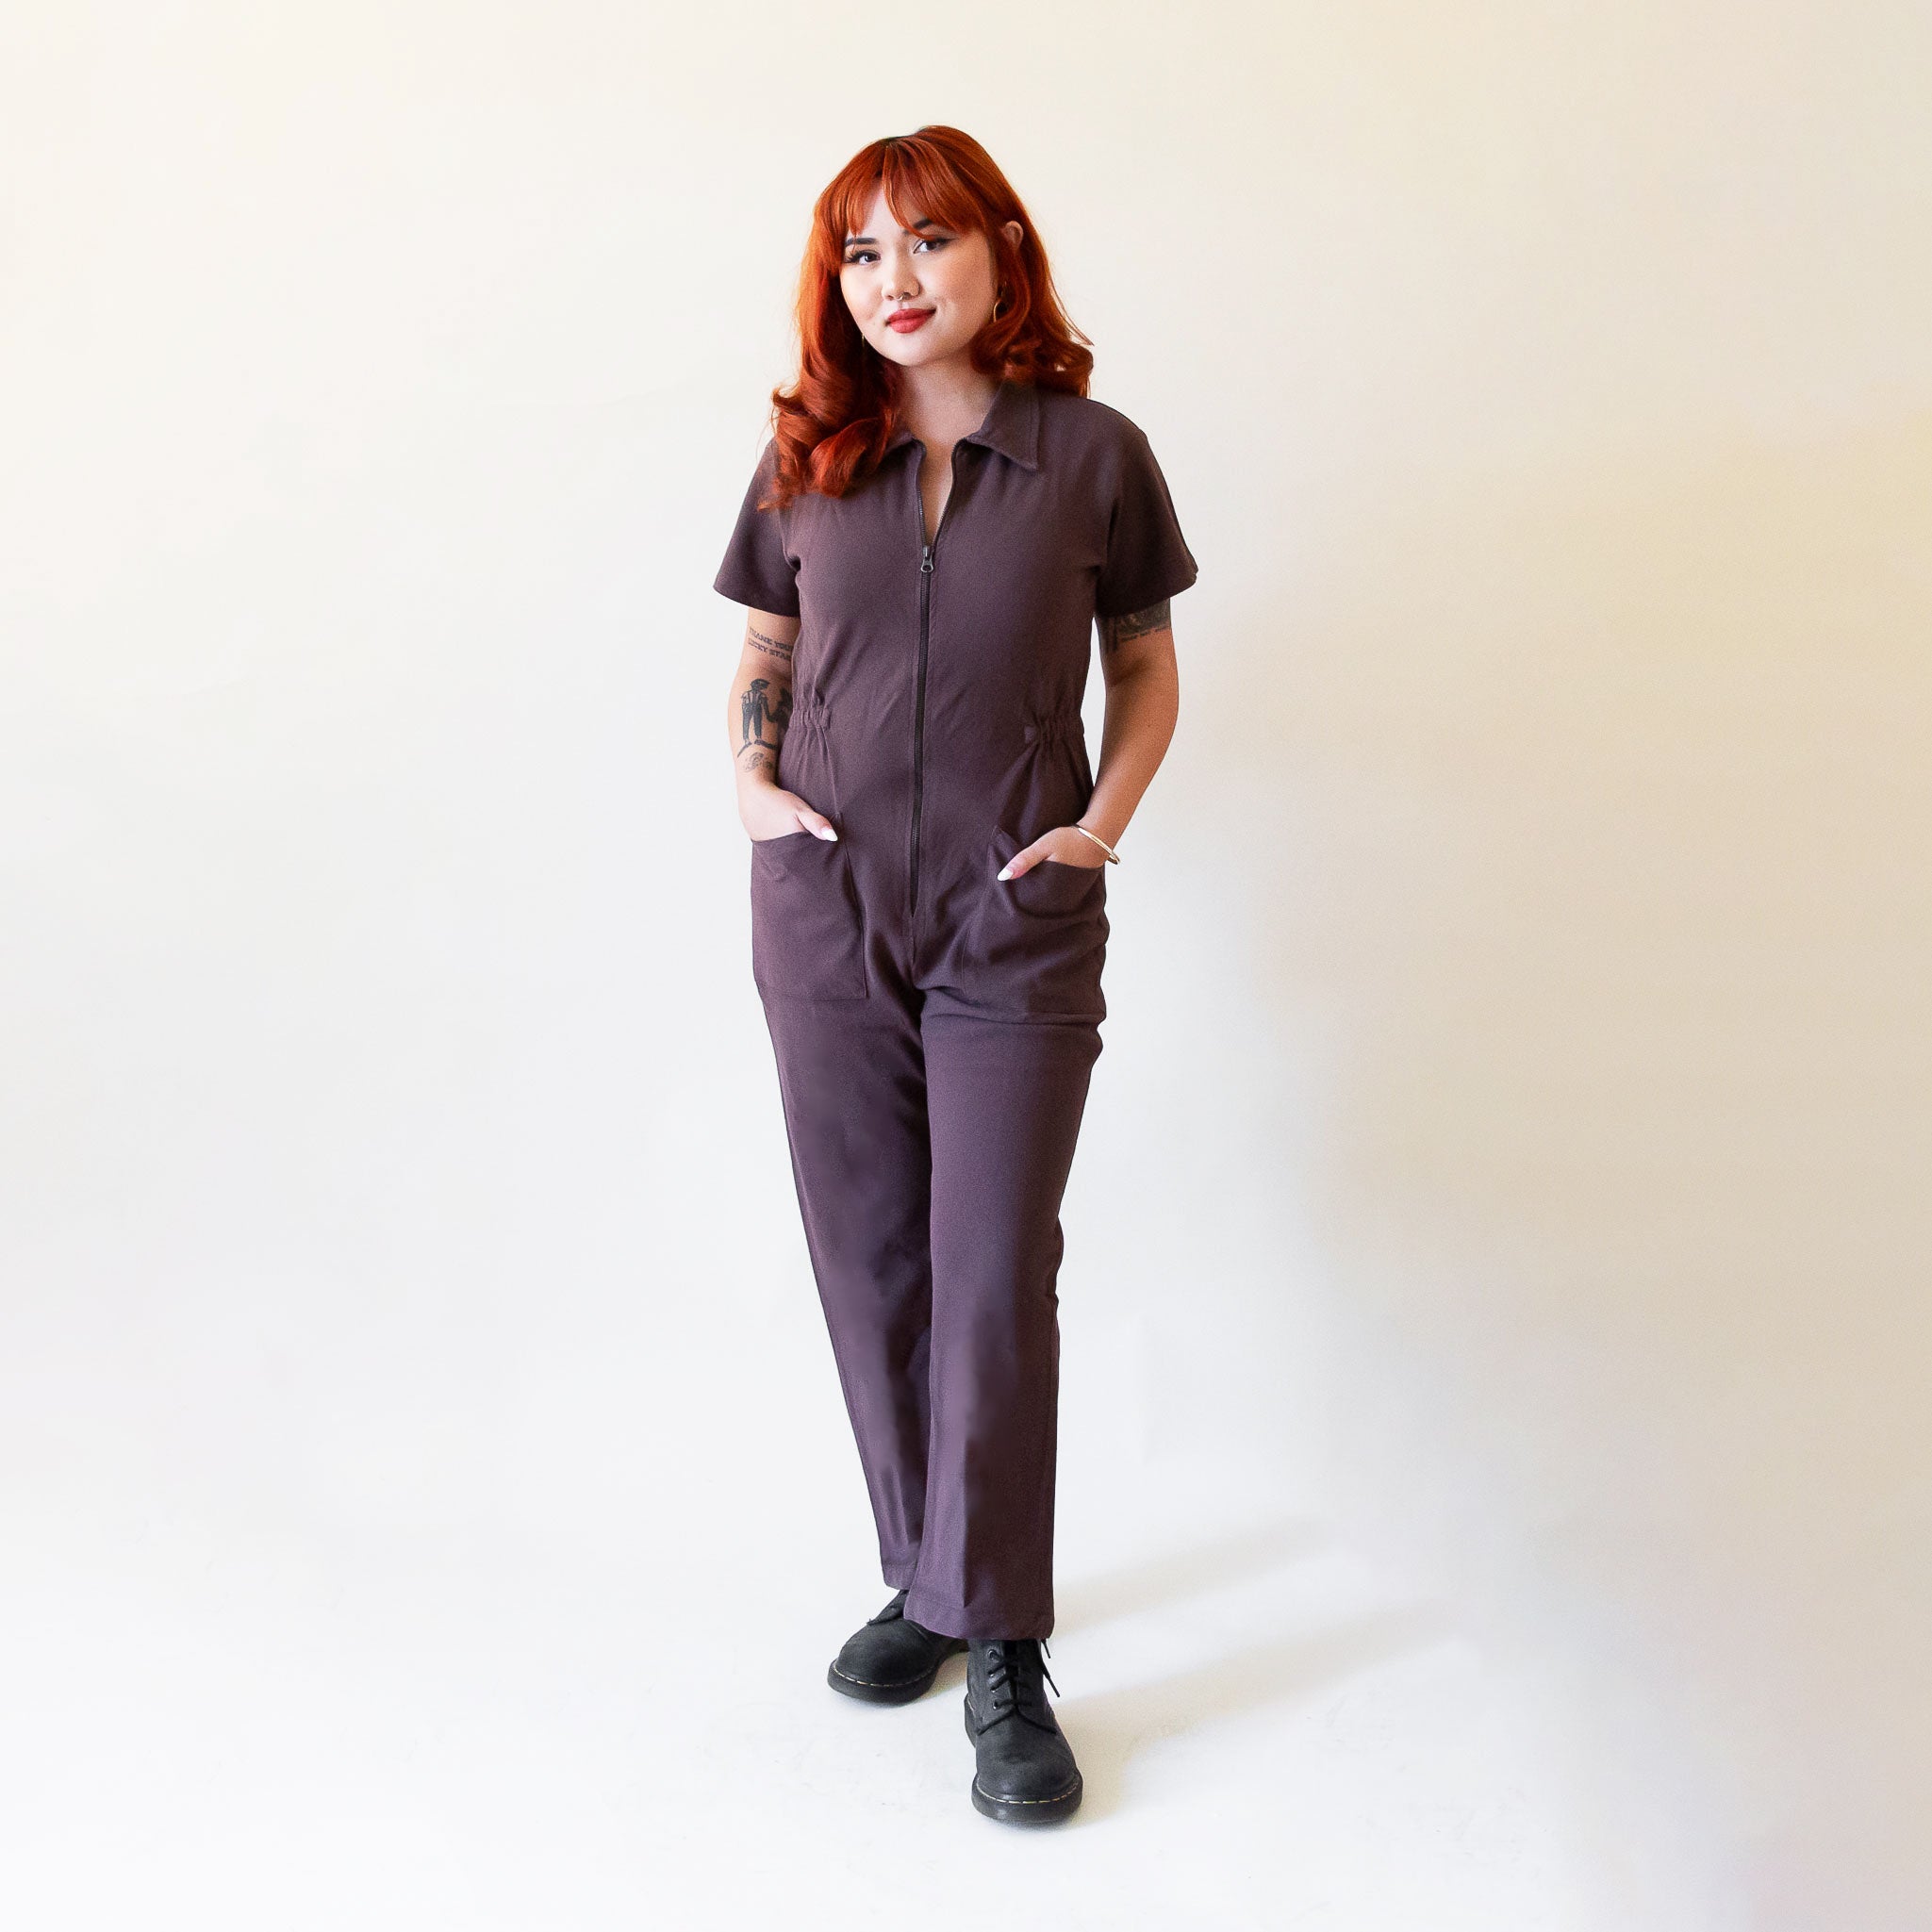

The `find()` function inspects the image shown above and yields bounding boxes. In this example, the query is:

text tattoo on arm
[746,620,793,669]
[1099,598,1171,654]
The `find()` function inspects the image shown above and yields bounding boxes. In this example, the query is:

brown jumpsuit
[714,378,1197,1638]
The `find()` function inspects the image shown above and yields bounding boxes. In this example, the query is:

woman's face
[838,182,1018,370]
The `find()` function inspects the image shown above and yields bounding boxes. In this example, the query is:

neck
[892,359,1001,442]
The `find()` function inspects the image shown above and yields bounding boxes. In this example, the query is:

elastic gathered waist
[1021,711,1082,746]
[787,699,1076,746]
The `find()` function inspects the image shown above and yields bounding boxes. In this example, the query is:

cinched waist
[785,698,1082,746]
[1021,710,1082,747]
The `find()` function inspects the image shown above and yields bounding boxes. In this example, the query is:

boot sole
[826,1640,967,1705]
[964,1705,1084,1825]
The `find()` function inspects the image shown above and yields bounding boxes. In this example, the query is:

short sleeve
[1094,422,1198,620]
[712,438,801,617]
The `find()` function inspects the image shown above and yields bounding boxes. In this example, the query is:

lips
[886,308,934,332]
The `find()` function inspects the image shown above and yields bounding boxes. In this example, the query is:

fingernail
[996,865,1013,880]
[817,826,838,840]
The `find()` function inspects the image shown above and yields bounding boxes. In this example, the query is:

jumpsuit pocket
[965,826,1109,1018]
[749,831,869,1000]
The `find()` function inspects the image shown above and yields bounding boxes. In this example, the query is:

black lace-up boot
[826,1589,968,1704]
[963,1638,1083,1824]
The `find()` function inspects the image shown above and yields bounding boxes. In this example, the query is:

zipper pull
[921,543,933,574]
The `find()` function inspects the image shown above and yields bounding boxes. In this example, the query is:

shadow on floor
[1040,1523,1457,1824]
[1061,1605,1457,1825]
[1053,1519,1333,1634]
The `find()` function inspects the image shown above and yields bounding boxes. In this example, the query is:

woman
[712,125,1197,1827]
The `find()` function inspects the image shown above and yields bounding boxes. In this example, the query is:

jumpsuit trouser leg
[759,982,1102,1643]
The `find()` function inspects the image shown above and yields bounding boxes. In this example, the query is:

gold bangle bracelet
[1071,823,1121,864]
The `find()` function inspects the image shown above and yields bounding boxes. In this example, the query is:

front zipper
[909,444,963,916]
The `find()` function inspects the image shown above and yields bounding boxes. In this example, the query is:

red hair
[758,125,1095,509]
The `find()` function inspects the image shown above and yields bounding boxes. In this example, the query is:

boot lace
[978,1638,1061,1732]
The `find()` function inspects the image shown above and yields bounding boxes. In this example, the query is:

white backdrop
[4,4,1928,1927]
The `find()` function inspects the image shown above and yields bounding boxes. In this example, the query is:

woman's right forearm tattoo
[747,619,793,669]
[737,673,792,779]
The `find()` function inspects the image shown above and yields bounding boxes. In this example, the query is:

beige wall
[2,4,1925,1925]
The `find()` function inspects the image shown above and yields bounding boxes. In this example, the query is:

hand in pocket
[743,784,839,844]
[995,824,1109,880]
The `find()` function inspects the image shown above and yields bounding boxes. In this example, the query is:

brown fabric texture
[716,378,1197,1635]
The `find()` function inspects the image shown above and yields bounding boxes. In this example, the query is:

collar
[883,377,1041,471]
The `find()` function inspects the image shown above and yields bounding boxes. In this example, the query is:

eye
[843,237,952,266]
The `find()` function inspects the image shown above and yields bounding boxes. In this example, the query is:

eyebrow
[843,219,942,245]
